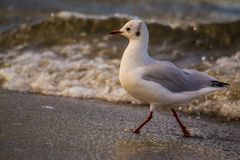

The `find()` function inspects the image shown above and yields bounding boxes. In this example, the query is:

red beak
[109,30,123,35]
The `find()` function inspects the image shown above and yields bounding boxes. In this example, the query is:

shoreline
[2,88,239,122]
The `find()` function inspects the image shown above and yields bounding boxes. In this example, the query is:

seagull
[109,20,229,137]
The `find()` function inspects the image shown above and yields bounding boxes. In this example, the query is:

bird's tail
[210,80,230,88]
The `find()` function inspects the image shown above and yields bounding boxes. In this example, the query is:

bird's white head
[110,20,149,42]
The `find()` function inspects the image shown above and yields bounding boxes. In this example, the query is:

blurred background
[0,0,239,119]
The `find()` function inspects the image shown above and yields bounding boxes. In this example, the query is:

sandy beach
[0,89,240,160]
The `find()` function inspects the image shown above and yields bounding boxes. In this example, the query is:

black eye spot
[135,31,140,37]
[126,27,130,32]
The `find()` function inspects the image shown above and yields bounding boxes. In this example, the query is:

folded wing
[141,61,216,93]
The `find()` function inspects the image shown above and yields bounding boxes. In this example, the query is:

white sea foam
[0,45,139,104]
[0,46,239,119]
[56,11,139,21]
[185,52,240,120]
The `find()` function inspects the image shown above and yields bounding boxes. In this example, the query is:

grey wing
[141,61,216,93]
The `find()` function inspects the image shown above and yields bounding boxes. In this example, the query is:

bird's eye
[126,27,130,32]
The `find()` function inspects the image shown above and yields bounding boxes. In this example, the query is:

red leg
[170,109,191,137]
[132,111,153,134]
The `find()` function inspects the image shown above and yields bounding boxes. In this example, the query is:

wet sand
[0,89,240,160]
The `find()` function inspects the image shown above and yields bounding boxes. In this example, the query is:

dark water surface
[1,0,240,21]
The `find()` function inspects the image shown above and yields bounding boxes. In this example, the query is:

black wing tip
[211,80,230,88]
